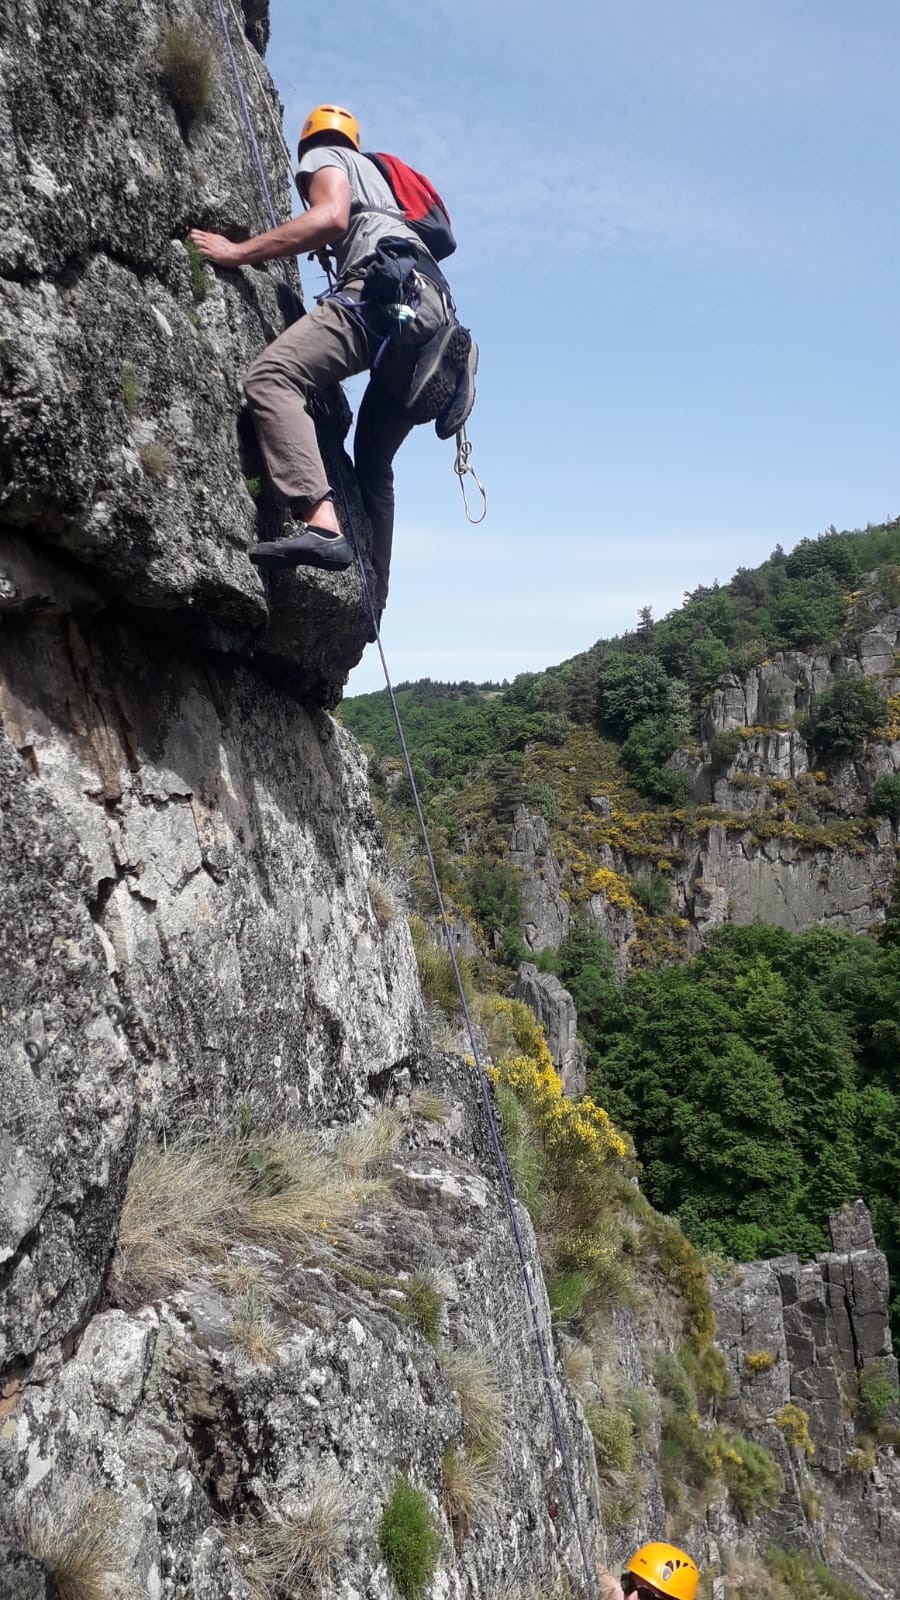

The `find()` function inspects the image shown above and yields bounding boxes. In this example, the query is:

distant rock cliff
[508,605,899,969]
[713,1202,900,1597]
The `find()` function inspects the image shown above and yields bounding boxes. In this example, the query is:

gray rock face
[0,1057,604,1599]
[0,0,376,704]
[0,7,615,1598]
[0,733,137,1375]
[712,1203,900,1595]
[673,820,898,944]
[0,612,424,1373]
[509,806,571,952]
[513,964,584,1094]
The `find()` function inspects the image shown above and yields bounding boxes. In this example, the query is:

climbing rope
[335,473,593,1589]
[208,14,590,1588]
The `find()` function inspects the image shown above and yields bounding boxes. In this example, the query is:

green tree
[597,652,672,737]
[466,858,525,964]
[806,674,885,762]
[871,773,900,823]
[785,533,860,587]
[566,656,599,725]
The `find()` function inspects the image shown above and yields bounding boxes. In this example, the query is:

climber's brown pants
[244,280,429,609]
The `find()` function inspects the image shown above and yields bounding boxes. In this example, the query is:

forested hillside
[344,519,900,803]
[342,519,900,1330]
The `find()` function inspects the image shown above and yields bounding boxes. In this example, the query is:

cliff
[713,1202,900,1597]
[0,3,603,1595]
[505,604,899,973]
[2,3,898,1597]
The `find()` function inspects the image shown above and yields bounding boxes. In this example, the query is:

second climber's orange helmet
[298,104,361,155]
[624,1543,699,1600]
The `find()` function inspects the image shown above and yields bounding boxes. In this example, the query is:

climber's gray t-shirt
[298,145,423,283]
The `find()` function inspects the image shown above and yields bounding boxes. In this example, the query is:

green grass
[377,1476,441,1600]
[409,915,475,1014]
[185,237,208,301]
[399,1275,443,1348]
[584,1404,636,1473]
[160,24,216,128]
[495,1082,545,1218]
[121,362,141,416]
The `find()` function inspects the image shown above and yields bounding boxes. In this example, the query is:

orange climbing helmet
[298,103,361,154]
[623,1543,699,1600]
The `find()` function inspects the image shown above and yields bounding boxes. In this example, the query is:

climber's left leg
[353,383,415,617]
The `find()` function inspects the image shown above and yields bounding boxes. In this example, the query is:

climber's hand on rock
[189,229,245,267]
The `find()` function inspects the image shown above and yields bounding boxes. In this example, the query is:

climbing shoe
[435,333,478,440]
[249,521,353,573]
[405,319,473,418]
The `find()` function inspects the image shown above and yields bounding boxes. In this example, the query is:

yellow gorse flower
[487,998,626,1174]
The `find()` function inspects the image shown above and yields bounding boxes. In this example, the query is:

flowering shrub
[492,1046,626,1188]
[744,1350,775,1374]
[587,866,636,910]
[775,1402,814,1457]
[720,1433,784,1517]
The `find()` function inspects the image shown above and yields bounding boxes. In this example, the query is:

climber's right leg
[243,293,369,561]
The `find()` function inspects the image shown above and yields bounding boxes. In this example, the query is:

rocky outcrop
[513,964,584,1094]
[0,0,376,705]
[673,819,898,947]
[713,1203,900,1595]
[0,1056,604,1599]
[703,610,900,743]
[509,806,571,952]
[0,614,424,1377]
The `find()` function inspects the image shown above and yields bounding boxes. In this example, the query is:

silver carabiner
[453,425,487,525]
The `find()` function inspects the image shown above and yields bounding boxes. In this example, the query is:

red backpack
[364,152,457,262]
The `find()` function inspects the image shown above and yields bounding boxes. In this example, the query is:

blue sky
[266,0,900,694]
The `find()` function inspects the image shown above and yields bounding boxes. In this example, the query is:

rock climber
[596,1542,699,1600]
[189,103,475,628]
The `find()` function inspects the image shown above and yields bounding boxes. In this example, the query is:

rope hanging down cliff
[209,9,590,1587]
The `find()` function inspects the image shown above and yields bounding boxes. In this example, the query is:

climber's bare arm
[189,166,351,267]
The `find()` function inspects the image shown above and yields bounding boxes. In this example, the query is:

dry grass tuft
[113,1133,243,1299]
[228,1290,284,1366]
[333,1108,403,1175]
[443,1347,503,1457]
[159,24,216,127]
[428,1011,463,1052]
[139,440,173,477]
[214,1257,264,1295]
[442,1444,495,1533]
[368,874,399,928]
[243,1479,350,1598]
[411,1089,450,1123]
[18,1484,129,1600]
[563,1341,595,1395]
[113,1122,393,1303]
[240,1130,386,1243]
